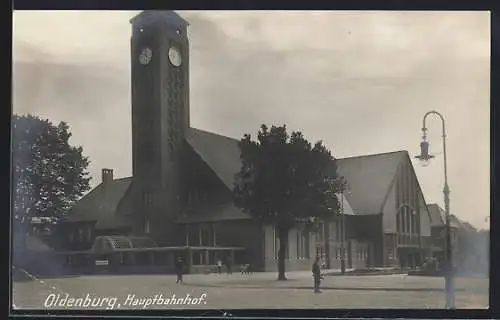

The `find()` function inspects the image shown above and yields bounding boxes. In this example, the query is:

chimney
[102,168,114,185]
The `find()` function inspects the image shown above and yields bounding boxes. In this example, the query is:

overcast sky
[12,10,490,229]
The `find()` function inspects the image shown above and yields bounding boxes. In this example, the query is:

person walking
[312,256,322,293]
[175,257,184,284]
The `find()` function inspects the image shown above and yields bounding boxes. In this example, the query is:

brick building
[64,11,438,272]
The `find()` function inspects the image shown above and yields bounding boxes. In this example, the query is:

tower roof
[130,10,189,28]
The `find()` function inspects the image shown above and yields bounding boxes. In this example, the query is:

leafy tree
[233,124,345,280]
[12,114,91,239]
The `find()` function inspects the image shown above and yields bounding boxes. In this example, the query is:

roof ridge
[111,176,132,182]
[190,127,240,142]
[337,150,408,161]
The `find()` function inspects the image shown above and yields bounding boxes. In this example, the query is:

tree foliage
[233,124,345,279]
[12,114,91,225]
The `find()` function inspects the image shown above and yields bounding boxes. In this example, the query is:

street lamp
[415,110,455,309]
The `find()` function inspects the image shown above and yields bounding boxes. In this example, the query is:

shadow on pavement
[182,282,467,292]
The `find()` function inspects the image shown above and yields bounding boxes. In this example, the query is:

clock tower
[129,11,190,243]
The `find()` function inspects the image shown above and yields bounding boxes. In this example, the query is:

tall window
[198,224,215,246]
[145,219,150,234]
[387,247,394,260]
[315,222,324,243]
[273,226,280,259]
[297,230,310,259]
[335,220,341,241]
[406,208,411,234]
[143,191,152,206]
[396,213,400,233]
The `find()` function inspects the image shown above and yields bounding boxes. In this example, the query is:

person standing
[175,257,184,284]
[312,256,321,293]
[217,259,222,274]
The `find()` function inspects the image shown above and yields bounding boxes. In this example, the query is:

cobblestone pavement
[12,270,489,310]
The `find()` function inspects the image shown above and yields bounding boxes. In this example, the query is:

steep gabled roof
[335,193,355,215]
[427,203,445,226]
[186,127,242,190]
[460,221,477,233]
[336,151,406,215]
[426,203,462,228]
[186,129,408,216]
[66,177,133,229]
[176,202,252,224]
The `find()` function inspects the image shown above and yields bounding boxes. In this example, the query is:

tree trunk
[277,227,288,281]
[324,221,330,269]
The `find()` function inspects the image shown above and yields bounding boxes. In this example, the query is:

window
[273,226,280,259]
[406,209,411,234]
[335,220,341,241]
[79,228,84,241]
[87,227,92,242]
[396,212,400,233]
[199,224,216,247]
[387,248,394,260]
[145,219,150,234]
[297,230,309,259]
[143,191,152,206]
[315,222,324,243]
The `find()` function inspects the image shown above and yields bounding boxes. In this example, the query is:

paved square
[12,271,489,310]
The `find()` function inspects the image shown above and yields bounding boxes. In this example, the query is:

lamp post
[415,110,455,309]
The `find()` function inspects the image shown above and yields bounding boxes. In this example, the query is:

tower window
[176,28,181,36]
[143,191,152,205]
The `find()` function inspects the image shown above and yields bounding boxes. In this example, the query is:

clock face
[168,47,182,67]
[139,48,152,65]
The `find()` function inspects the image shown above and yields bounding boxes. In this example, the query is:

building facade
[64,11,442,273]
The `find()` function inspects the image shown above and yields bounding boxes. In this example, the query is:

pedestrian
[217,259,222,274]
[175,256,184,284]
[226,256,232,275]
[312,256,321,293]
